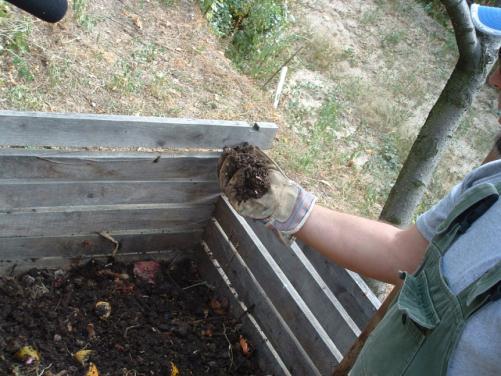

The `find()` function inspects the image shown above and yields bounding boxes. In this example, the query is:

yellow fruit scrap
[86,362,99,376]
[95,301,112,320]
[74,349,94,366]
[170,361,179,376]
[15,346,40,364]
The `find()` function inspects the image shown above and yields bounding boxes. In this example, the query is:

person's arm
[219,145,429,285]
[296,205,429,285]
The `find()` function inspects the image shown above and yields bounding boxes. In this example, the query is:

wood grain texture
[0,249,188,275]
[297,241,380,329]
[246,218,360,355]
[214,199,340,374]
[196,242,292,376]
[0,203,214,237]
[0,150,219,180]
[0,180,220,209]
[0,229,202,258]
[203,220,320,376]
[0,111,277,149]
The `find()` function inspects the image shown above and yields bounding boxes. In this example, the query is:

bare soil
[0,258,262,376]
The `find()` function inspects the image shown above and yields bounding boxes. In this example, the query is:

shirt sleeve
[416,182,463,242]
[415,160,501,241]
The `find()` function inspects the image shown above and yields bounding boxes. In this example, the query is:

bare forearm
[296,205,428,284]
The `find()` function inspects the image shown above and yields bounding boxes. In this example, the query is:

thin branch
[97,231,120,257]
[442,0,479,62]
[223,324,234,371]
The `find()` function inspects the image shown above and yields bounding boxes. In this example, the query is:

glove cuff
[267,187,317,235]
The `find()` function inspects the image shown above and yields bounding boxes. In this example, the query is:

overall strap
[434,182,499,255]
[457,261,501,318]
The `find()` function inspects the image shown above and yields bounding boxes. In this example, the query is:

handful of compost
[218,143,316,242]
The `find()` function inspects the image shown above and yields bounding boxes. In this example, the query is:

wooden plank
[0,180,220,209]
[0,150,219,180]
[0,229,203,259]
[0,249,188,275]
[298,241,380,329]
[196,242,291,376]
[203,221,320,375]
[214,199,341,374]
[0,111,277,149]
[0,203,214,237]
[245,218,360,355]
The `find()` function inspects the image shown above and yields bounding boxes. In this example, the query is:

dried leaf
[15,346,40,364]
[209,297,228,315]
[85,363,99,376]
[95,301,112,320]
[130,14,142,29]
[74,349,93,366]
[87,323,96,340]
[201,326,213,337]
[170,361,179,376]
[239,335,251,357]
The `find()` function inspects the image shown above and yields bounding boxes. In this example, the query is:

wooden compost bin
[0,110,380,375]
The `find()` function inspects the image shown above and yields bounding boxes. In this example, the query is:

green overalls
[351,182,501,376]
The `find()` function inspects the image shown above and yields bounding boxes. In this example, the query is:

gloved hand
[218,143,316,241]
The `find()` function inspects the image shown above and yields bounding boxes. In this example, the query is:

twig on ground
[124,324,141,338]
[98,231,120,257]
[37,363,52,376]
[223,324,234,371]
[261,46,304,89]
[182,281,215,290]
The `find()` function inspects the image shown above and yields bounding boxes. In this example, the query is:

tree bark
[380,0,500,226]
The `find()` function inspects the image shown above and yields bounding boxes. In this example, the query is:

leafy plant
[73,0,97,29]
[199,0,291,79]
[12,55,33,81]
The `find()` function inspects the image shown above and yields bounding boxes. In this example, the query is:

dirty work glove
[218,143,316,241]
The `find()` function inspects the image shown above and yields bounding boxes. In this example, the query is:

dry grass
[0,0,279,124]
[269,0,500,219]
[0,0,499,223]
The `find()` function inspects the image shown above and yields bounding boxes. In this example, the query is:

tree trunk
[380,1,500,226]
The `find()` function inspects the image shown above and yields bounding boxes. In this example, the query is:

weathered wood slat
[246,218,360,355]
[196,242,291,376]
[0,249,188,275]
[298,241,380,329]
[0,150,218,180]
[0,229,202,259]
[0,203,214,237]
[203,221,320,376]
[0,180,220,209]
[214,199,340,374]
[0,111,277,149]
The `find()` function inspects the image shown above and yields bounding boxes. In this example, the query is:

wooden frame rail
[0,111,277,149]
[200,197,380,375]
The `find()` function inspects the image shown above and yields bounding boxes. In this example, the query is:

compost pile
[219,143,271,203]
[0,258,261,376]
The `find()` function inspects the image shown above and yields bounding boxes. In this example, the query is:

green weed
[134,42,163,63]
[12,55,33,81]
[73,0,97,29]
[159,0,175,6]
[0,1,8,19]
[6,85,43,109]
[317,97,339,132]
[107,61,143,93]
[381,30,406,49]
[200,0,292,80]
[360,9,379,26]
[0,17,31,53]
[47,58,70,87]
